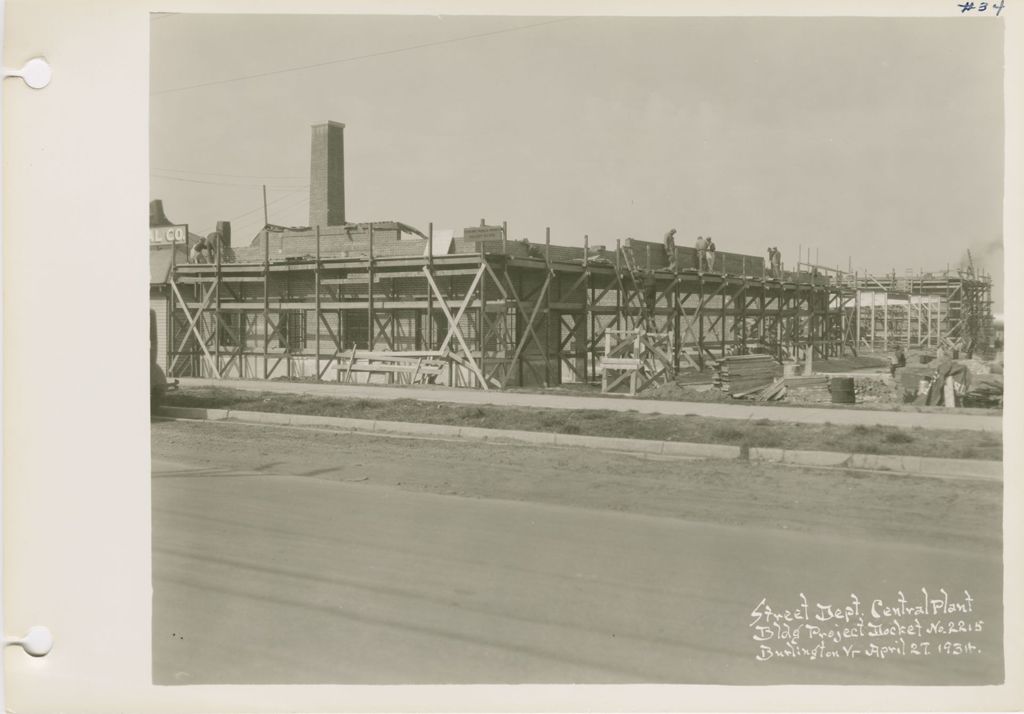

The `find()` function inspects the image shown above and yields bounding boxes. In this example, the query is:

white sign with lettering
[149,225,187,244]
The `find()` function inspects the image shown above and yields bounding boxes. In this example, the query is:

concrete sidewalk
[176,378,1002,433]
[158,406,1003,482]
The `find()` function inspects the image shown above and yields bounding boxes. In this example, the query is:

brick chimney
[150,199,171,227]
[216,220,231,248]
[308,121,346,228]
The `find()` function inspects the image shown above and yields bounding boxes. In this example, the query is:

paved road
[177,378,1002,432]
[152,423,1002,685]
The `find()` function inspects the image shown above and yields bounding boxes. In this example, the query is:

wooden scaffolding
[835,271,995,355]
[160,228,876,390]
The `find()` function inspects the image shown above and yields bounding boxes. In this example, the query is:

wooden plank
[365,269,484,280]
[343,364,444,374]
[175,276,266,284]
[321,276,382,285]
[342,345,358,383]
[351,350,445,359]
[600,358,642,369]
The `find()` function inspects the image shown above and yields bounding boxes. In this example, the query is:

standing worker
[664,228,677,270]
[705,236,717,272]
[694,235,707,272]
[767,247,777,277]
[890,345,907,378]
[771,246,782,278]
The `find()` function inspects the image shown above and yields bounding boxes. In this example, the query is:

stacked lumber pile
[733,376,829,402]
[711,355,782,395]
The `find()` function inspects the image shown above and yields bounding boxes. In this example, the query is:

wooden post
[315,225,321,380]
[673,257,681,370]
[263,225,269,379]
[262,184,269,227]
[214,231,221,377]
[883,291,888,351]
[720,280,727,358]
[168,246,177,378]
[502,221,508,255]
[698,274,705,369]
[427,222,434,351]
[480,256,487,389]
[906,288,911,348]
[739,278,748,354]
[854,272,860,348]
[615,238,623,336]
[585,233,593,381]
[776,284,784,362]
[368,224,375,351]
[545,227,552,387]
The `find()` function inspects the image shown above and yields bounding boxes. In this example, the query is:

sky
[150,13,1005,308]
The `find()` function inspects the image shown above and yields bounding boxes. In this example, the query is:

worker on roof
[694,235,707,272]
[705,236,717,272]
[190,236,211,264]
[205,231,221,263]
[664,228,677,270]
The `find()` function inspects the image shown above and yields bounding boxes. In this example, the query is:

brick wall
[233,226,425,261]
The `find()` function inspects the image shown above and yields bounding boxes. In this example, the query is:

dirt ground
[152,419,1002,553]
[164,387,1003,461]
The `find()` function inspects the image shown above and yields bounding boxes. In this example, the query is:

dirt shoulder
[164,386,1003,461]
[152,419,1002,554]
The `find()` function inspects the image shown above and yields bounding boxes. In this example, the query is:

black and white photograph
[143,10,1011,689]
[3,0,1022,709]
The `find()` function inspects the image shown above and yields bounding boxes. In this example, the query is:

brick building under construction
[149,122,995,392]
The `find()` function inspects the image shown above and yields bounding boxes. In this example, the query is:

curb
[157,406,1001,482]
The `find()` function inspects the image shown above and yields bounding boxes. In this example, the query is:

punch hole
[5,626,53,657]
[3,57,52,89]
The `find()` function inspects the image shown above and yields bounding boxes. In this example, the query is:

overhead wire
[152,166,306,180]
[228,188,309,222]
[151,17,574,96]
[227,190,311,236]
[151,172,308,189]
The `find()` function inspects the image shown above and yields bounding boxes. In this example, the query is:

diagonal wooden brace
[437,263,486,354]
[421,266,492,390]
[169,280,221,377]
[501,271,552,388]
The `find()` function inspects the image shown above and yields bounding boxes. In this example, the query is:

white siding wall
[149,291,169,373]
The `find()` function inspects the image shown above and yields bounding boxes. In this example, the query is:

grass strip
[163,386,1002,461]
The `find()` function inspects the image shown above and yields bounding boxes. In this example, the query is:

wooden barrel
[830,377,856,404]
